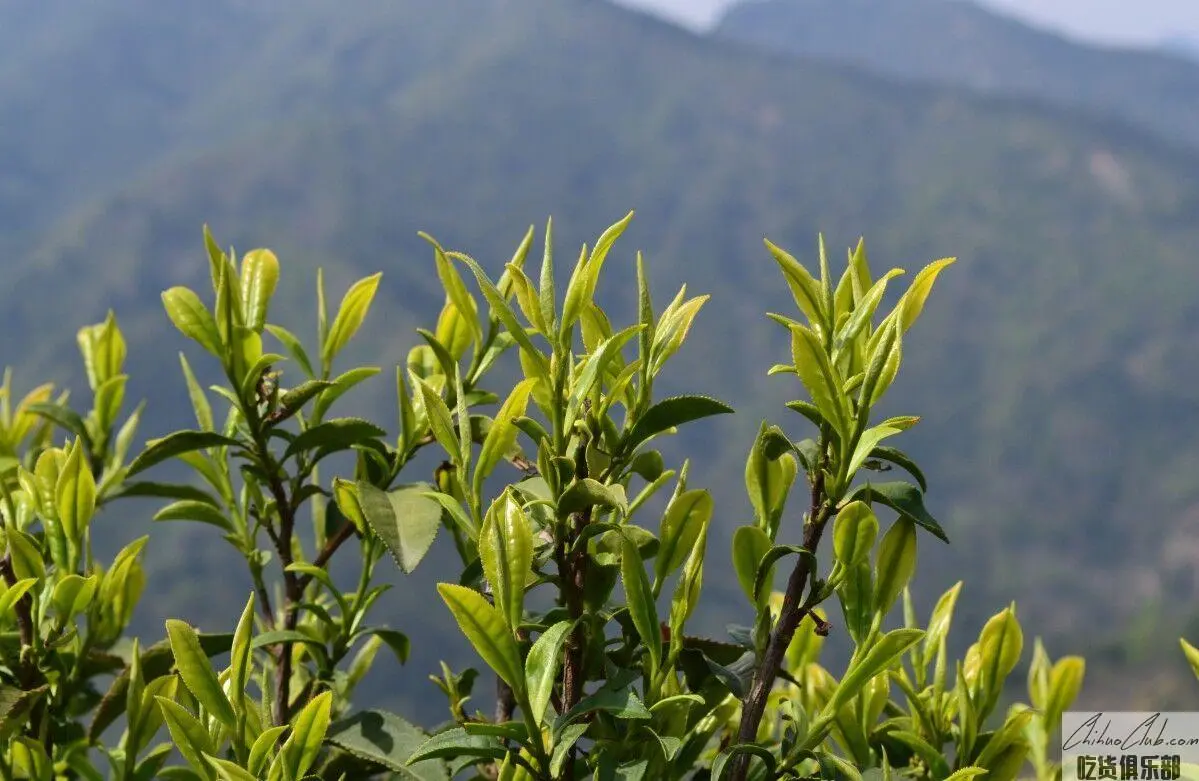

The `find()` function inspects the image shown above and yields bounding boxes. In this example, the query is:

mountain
[1162,35,1199,63]
[5,0,1199,716]
[713,0,1199,152]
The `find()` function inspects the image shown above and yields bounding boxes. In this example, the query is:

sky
[612,0,1199,47]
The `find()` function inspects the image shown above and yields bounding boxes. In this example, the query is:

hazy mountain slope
[714,0,1199,151]
[1162,35,1199,63]
[5,0,1199,713]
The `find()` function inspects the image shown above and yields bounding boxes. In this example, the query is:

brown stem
[728,461,835,781]
[554,434,592,781]
[262,467,300,726]
[299,520,356,588]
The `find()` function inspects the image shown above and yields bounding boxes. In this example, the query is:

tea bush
[0,213,1130,780]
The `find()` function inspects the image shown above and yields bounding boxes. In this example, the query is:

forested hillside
[715,0,1199,151]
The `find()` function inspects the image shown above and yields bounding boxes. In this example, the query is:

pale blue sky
[614,0,1199,47]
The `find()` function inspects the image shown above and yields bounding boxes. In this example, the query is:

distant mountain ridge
[1161,35,1199,62]
[714,0,1199,152]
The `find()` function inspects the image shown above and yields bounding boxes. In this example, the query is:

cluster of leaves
[5,212,1169,781]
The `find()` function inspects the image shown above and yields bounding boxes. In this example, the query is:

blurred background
[3,0,1199,723]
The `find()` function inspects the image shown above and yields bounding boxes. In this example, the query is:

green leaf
[56,438,96,543]
[6,529,44,581]
[279,690,332,780]
[248,726,287,777]
[834,268,905,350]
[710,743,778,781]
[850,482,948,543]
[868,445,927,492]
[977,607,1023,701]
[651,292,708,374]
[203,755,257,781]
[432,243,483,350]
[228,594,255,713]
[555,685,652,735]
[753,545,814,605]
[505,262,548,334]
[731,525,772,607]
[788,323,848,436]
[454,253,549,380]
[766,239,825,329]
[846,425,902,481]
[414,376,461,463]
[833,501,878,568]
[239,249,280,333]
[1045,656,1086,727]
[0,579,37,617]
[550,723,589,778]
[359,483,442,574]
[165,620,236,728]
[557,479,627,519]
[89,632,234,740]
[922,580,962,670]
[173,353,215,434]
[311,366,382,421]
[0,686,48,744]
[113,481,220,506]
[437,584,524,691]
[623,395,734,454]
[272,380,333,422]
[859,318,902,408]
[478,492,534,631]
[621,535,661,674]
[162,287,223,358]
[283,417,387,461]
[50,574,98,619]
[525,621,574,726]
[655,489,712,583]
[873,518,918,617]
[838,560,874,644]
[264,324,316,379]
[153,500,233,531]
[25,401,90,444]
[574,324,642,403]
[943,769,988,781]
[156,697,216,780]
[474,378,537,494]
[897,257,956,333]
[407,727,504,764]
[828,628,924,713]
[326,710,448,779]
[127,431,241,477]
[323,272,382,367]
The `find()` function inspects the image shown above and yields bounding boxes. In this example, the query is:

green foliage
[23,212,1198,780]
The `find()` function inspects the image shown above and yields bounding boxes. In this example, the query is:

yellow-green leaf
[766,239,825,329]
[162,287,223,357]
[475,378,538,495]
[239,249,280,333]
[478,492,534,632]
[833,501,878,568]
[525,621,573,726]
[898,257,956,333]
[55,439,96,545]
[165,620,236,728]
[621,535,661,675]
[437,583,525,691]
[874,518,918,617]
[323,272,382,367]
[280,690,333,780]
